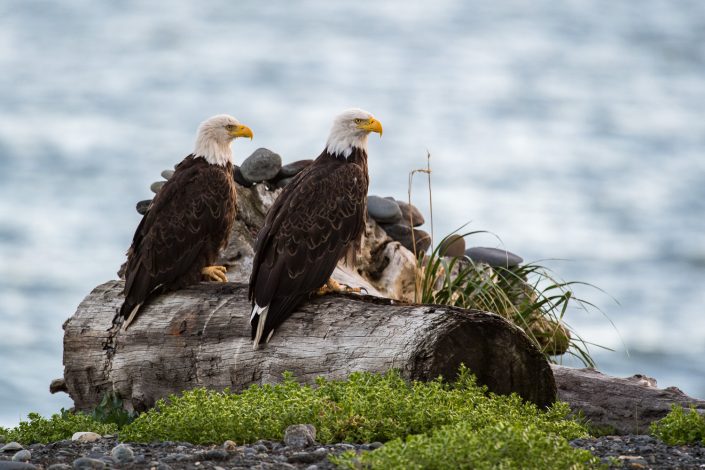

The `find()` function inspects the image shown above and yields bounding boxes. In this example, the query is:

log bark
[551,365,705,435]
[62,281,556,413]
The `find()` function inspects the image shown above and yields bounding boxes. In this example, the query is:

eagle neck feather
[193,134,233,166]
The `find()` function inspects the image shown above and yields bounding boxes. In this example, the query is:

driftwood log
[552,365,705,435]
[62,281,556,413]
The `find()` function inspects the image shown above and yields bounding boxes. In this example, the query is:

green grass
[414,231,612,367]
[0,409,117,445]
[650,405,705,445]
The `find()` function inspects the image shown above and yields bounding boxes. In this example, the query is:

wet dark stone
[367,196,402,224]
[280,159,314,177]
[438,234,466,257]
[465,247,523,268]
[136,199,151,215]
[233,165,255,187]
[276,177,294,189]
[71,457,105,470]
[395,200,424,227]
[379,224,431,254]
[203,449,228,460]
[240,148,282,183]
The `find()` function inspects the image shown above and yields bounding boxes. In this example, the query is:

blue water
[1,0,705,427]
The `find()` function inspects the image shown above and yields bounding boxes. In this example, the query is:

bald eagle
[249,108,383,347]
[117,114,253,329]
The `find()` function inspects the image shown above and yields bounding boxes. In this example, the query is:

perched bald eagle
[249,108,383,347]
[116,115,253,329]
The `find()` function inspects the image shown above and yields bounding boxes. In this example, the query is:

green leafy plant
[119,367,588,445]
[91,390,137,429]
[331,420,604,469]
[650,405,705,445]
[415,231,613,367]
[0,409,117,444]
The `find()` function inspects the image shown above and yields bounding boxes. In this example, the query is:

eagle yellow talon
[317,278,362,295]
[202,265,228,282]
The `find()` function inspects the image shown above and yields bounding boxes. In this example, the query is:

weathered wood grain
[552,365,705,434]
[62,281,556,413]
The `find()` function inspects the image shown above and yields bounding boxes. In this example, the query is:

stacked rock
[367,196,431,254]
[234,149,314,189]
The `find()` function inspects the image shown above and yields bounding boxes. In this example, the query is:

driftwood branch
[551,365,705,435]
[62,281,556,412]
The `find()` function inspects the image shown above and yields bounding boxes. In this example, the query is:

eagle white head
[325,108,383,158]
[193,114,254,166]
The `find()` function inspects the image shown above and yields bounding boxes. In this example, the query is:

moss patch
[650,405,705,445]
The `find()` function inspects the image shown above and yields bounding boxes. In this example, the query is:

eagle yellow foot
[201,265,228,282]
[316,278,362,295]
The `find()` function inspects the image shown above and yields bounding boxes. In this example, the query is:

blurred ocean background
[1,0,704,427]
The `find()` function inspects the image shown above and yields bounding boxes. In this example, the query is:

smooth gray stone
[11,450,30,462]
[0,442,23,452]
[465,247,523,268]
[367,196,402,224]
[71,458,105,470]
[438,234,466,257]
[47,464,72,470]
[110,444,134,463]
[161,169,174,180]
[280,159,313,177]
[414,229,432,253]
[395,200,424,227]
[283,424,316,450]
[240,148,282,183]
[136,199,151,215]
[232,165,254,187]
[0,462,37,469]
[153,463,172,470]
[150,180,166,194]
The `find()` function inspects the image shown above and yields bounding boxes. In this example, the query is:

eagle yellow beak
[357,117,383,137]
[230,124,254,140]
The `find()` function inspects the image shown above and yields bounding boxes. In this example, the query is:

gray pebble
[304,466,319,470]
[242,447,257,457]
[161,169,174,180]
[336,443,356,451]
[438,234,466,257]
[150,180,166,194]
[163,453,192,462]
[153,463,172,470]
[283,424,316,450]
[465,247,523,268]
[0,462,37,470]
[240,148,282,183]
[110,444,134,463]
[71,457,105,470]
[279,159,314,177]
[136,199,151,215]
[367,196,402,224]
[0,442,23,452]
[47,465,72,470]
[396,200,424,227]
[369,441,383,449]
[11,450,31,462]
[253,444,269,453]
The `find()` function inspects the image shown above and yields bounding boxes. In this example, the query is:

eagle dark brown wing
[118,156,236,327]
[249,149,369,345]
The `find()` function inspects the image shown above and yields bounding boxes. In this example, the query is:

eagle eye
[354,118,364,124]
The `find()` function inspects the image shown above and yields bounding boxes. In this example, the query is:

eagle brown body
[117,156,237,326]
[116,114,252,328]
[249,147,369,344]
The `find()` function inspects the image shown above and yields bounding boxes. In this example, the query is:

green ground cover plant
[650,405,705,445]
[121,367,587,444]
[0,409,117,444]
[331,421,603,469]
